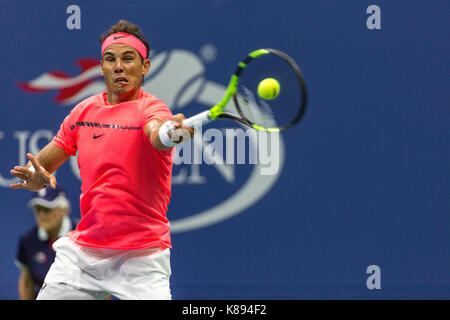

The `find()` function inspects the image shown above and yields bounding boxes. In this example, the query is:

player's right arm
[18,268,35,300]
[10,142,70,191]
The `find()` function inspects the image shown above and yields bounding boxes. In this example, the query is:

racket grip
[183,110,212,128]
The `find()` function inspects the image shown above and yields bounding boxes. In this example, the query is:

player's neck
[106,88,140,105]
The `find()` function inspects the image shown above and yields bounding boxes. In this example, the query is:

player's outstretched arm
[145,113,194,151]
[10,142,70,191]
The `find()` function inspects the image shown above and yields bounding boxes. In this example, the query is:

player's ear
[142,59,150,76]
[100,61,104,76]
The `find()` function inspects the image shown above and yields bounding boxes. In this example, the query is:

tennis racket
[180,48,307,132]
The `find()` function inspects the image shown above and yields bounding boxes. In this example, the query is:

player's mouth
[114,77,129,85]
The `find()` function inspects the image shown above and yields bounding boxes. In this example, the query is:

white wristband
[158,121,177,148]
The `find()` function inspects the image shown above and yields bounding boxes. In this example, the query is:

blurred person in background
[15,186,77,300]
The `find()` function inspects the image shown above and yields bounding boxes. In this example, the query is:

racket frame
[183,48,308,133]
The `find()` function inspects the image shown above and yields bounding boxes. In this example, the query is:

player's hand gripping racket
[174,48,307,133]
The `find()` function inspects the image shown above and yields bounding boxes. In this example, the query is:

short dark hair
[99,20,150,60]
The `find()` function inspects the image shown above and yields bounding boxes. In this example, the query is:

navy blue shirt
[15,217,78,296]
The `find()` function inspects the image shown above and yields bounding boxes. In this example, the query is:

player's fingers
[49,175,57,189]
[13,166,32,175]
[171,113,186,126]
[11,165,27,171]
[10,182,27,189]
[172,127,193,143]
[180,126,195,137]
[27,153,42,171]
[10,170,29,181]
[172,113,186,120]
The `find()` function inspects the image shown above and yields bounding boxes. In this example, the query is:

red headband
[101,32,148,59]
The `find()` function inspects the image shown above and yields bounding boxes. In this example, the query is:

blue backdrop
[0,0,448,299]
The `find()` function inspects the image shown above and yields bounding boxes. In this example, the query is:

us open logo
[16,47,286,233]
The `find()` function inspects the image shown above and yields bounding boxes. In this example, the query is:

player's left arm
[144,113,194,151]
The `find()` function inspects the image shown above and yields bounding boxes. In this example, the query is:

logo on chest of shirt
[33,252,48,264]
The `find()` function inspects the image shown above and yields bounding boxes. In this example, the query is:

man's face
[101,44,150,98]
[33,205,67,234]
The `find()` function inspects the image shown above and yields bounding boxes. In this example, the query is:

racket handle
[183,110,213,128]
[164,110,212,141]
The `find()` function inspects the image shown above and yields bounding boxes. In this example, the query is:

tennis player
[10,20,193,300]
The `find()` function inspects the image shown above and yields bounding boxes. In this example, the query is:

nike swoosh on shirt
[93,134,105,139]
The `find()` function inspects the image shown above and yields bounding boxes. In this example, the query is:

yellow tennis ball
[257,78,280,100]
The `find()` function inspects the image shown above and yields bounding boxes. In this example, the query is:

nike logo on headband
[113,36,126,40]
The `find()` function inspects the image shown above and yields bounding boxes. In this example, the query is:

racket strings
[234,52,304,130]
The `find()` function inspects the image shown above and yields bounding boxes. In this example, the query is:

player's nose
[114,60,124,73]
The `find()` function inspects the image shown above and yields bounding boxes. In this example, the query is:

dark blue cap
[28,186,69,209]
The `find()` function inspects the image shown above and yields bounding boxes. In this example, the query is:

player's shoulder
[69,93,103,114]
[80,93,101,105]
[140,90,169,107]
